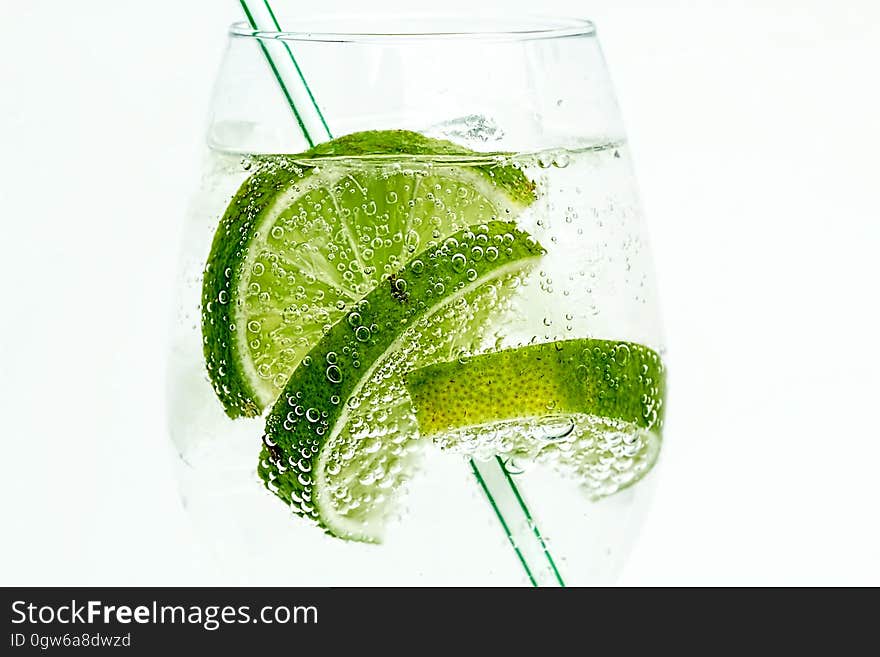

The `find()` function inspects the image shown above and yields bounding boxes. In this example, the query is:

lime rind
[404,340,666,499]
[405,340,665,433]
[201,159,305,417]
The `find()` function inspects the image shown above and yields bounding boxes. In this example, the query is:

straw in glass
[240,0,564,586]
[239,0,330,145]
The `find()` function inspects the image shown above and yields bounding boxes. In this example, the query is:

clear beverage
[167,15,667,586]
[168,138,665,585]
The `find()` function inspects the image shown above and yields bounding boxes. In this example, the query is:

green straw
[471,457,565,586]
[238,0,330,145]
[240,0,564,586]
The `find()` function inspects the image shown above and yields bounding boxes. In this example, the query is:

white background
[1,0,878,586]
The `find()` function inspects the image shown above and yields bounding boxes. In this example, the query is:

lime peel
[405,339,666,498]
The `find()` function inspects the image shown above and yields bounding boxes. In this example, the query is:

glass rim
[228,14,596,44]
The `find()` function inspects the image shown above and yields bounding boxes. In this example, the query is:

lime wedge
[405,340,666,499]
[202,130,536,418]
[258,221,545,542]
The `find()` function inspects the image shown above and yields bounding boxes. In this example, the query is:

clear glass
[168,14,666,586]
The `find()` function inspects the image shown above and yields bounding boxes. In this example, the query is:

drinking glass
[168,13,666,586]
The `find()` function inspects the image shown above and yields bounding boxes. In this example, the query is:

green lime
[258,221,545,542]
[405,340,666,498]
[202,130,536,418]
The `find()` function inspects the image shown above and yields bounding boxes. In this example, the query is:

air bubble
[451,253,467,272]
[326,365,342,383]
[552,153,571,168]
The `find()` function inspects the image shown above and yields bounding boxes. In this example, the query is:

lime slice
[405,340,666,499]
[202,130,536,418]
[258,221,545,542]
